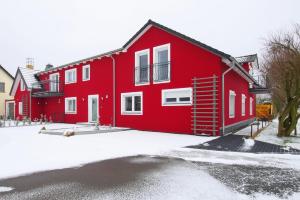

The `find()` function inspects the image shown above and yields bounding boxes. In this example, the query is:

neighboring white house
[0,65,14,119]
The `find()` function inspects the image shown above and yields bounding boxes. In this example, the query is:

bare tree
[262,24,300,137]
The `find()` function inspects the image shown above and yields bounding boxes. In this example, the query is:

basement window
[121,92,143,115]
[162,88,192,106]
[65,97,77,114]
[229,90,236,118]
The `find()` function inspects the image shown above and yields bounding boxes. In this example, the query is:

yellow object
[256,102,273,120]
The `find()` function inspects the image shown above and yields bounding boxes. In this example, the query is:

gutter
[221,58,235,135]
[109,55,116,127]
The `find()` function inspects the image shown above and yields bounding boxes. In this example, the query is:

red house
[9,20,265,136]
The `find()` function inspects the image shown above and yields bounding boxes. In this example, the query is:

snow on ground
[256,119,300,150]
[0,186,14,192]
[235,124,259,136]
[163,148,300,170]
[0,124,215,180]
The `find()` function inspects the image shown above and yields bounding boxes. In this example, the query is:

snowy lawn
[0,124,214,180]
[256,119,300,150]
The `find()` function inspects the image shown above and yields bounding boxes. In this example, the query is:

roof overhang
[10,68,30,96]
[37,48,123,75]
[222,57,258,84]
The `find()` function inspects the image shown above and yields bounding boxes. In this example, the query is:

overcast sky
[0,0,299,75]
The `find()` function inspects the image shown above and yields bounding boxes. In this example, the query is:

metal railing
[32,79,64,97]
[153,61,170,82]
[135,65,149,84]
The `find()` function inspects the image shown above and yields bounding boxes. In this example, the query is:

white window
[65,68,77,84]
[162,88,192,106]
[19,102,23,115]
[229,90,236,118]
[82,64,90,81]
[49,73,59,92]
[250,97,253,115]
[135,49,150,85]
[153,43,170,83]
[65,97,77,114]
[241,94,246,116]
[20,79,25,91]
[121,92,143,115]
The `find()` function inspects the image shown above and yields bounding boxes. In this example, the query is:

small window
[229,90,236,118]
[250,97,253,115]
[135,49,150,85]
[65,68,77,84]
[82,65,90,81]
[19,102,23,115]
[241,94,246,116]
[20,79,25,91]
[153,43,171,83]
[65,97,77,114]
[162,88,192,106]
[0,82,5,93]
[121,92,143,115]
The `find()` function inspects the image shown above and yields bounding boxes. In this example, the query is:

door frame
[88,94,99,122]
[5,101,15,120]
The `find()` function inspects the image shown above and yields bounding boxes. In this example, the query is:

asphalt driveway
[0,156,299,200]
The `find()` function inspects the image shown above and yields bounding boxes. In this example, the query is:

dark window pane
[125,97,132,111]
[179,97,190,102]
[166,98,177,103]
[134,96,141,111]
[0,82,4,93]
[158,50,168,63]
[139,54,148,67]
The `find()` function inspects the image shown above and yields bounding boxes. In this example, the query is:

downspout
[30,90,32,119]
[221,58,235,135]
[109,55,116,127]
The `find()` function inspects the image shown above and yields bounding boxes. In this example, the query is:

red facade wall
[12,25,256,136]
[115,26,222,134]
[35,57,113,125]
[223,63,256,126]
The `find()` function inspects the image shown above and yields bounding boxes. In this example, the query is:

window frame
[82,64,90,81]
[161,87,192,106]
[229,90,236,118]
[65,97,77,114]
[65,68,77,84]
[135,49,150,86]
[18,102,23,115]
[49,72,60,92]
[121,92,143,115]
[20,79,25,91]
[153,43,171,84]
[241,94,246,116]
[0,82,5,93]
[250,97,253,116]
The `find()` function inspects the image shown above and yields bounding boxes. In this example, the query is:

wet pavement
[0,156,299,200]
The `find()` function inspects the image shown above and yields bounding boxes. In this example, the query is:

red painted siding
[13,25,256,136]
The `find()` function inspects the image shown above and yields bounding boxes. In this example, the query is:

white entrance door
[88,95,99,122]
[6,102,15,120]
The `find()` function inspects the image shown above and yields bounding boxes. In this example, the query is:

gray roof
[19,67,40,88]
[235,54,259,68]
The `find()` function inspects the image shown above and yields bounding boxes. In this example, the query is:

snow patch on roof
[19,67,40,88]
